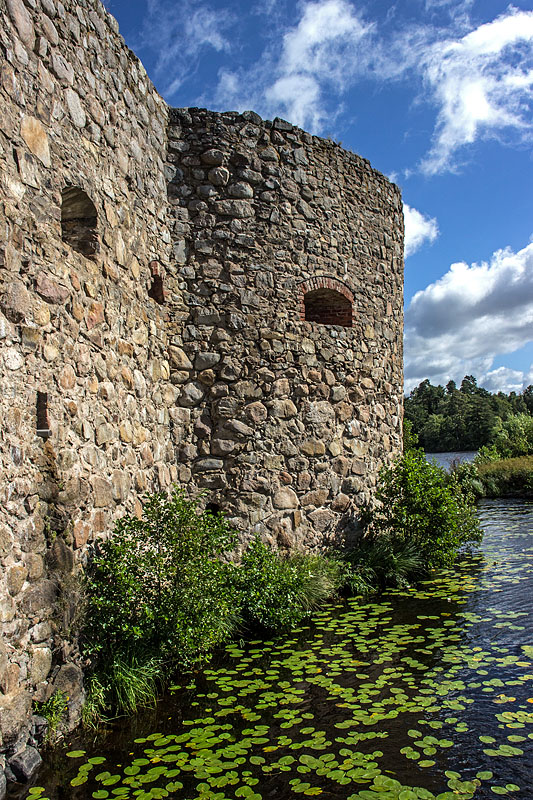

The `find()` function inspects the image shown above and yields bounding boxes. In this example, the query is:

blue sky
[105,0,533,394]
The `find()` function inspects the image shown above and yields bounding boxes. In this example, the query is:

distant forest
[404,376,533,452]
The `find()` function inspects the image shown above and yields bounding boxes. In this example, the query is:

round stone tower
[164,108,404,550]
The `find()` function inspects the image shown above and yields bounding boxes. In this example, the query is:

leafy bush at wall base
[82,489,241,713]
[234,538,347,631]
[362,449,482,570]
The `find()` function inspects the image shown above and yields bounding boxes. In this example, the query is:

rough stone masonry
[0,0,404,786]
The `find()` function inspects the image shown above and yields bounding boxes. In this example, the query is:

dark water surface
[20,499,533,800]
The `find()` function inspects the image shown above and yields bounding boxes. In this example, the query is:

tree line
[405,375,533,452]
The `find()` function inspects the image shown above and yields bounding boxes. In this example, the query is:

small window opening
[205,502,222,516]
[304,288,352,327]
[148,261,165,305]
[36,391,51,439]
[148,274,165,304]
[61,186,99,258]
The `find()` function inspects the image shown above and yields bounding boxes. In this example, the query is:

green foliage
[83,489,239,672]
[452,459,485,500]
[476,455,533,498]
[402,419,419,451]
[362,449,482,570]
[405,376,533,452]
[489,413,533,459]
[35,690,68,745]
[235,538,346,631]
[82,489,346,718]
[109,656,162,716]
[83,489,241,715]
[81,674,108,729]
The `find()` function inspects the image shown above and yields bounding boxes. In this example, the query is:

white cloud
[211,3,533,170]
[480,366,529,394]
[264,0,370,128]
[419,9,533,174]
[213,0,371,131]
[403,204,439,257]
[405,240,533,390]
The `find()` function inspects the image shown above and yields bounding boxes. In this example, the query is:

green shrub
[489,413,533,458]
[403,419,419,452]
[362,449,482,570]
[235,538,345,631]
[82,489,348,717]
[83,489,240,712]
[452,460,485,499]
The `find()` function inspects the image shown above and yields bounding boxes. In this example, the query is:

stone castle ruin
[0,0,403,783]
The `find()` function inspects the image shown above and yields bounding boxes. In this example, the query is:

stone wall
[0,0,403,788]
[165,108,404,549]
[0,0,172,786]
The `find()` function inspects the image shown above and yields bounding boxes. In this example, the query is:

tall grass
[476,455,533,497]
[344,535,425,594]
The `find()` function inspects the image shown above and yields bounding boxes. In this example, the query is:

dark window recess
[36,392,51,439]
[148,274,165,304]
[304,288,352,327]
[61,186,99,258]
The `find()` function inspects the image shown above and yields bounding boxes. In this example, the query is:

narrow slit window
[36,392,51,439]
[61,186,99,258]
[148,274,165,304]
[304,288,352,327]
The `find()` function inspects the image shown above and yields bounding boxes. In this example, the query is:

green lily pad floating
[66,750,86,758]
[70,775,88,787]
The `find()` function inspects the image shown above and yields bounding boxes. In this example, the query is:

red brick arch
[298,277,354,327]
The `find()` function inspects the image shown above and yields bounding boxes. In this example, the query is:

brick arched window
[61,186,98,258]
[299,277,353,327]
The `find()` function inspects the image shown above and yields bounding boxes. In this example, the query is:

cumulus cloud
[263,0,370,128]
[419,9,533,174]
[405,240,533,391]
[480,366,530,394]
[212,0,371,130]
[403,204,439,257]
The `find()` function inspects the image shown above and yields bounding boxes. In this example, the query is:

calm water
[18,499,533,800]
[426,452,478,470]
